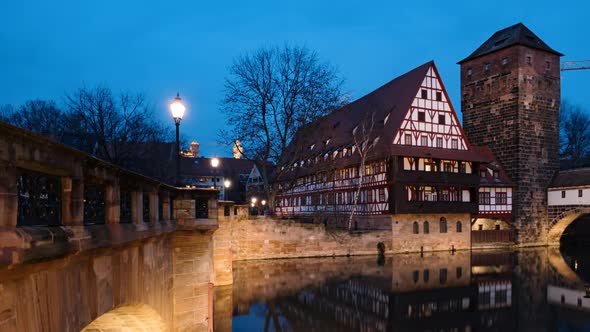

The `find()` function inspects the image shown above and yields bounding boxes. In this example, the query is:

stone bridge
[0,122,236,331]
[546,168,590,244]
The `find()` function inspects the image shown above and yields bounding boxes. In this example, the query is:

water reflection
[215,248,590,332]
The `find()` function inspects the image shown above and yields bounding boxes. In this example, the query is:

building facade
[276,61,513,252]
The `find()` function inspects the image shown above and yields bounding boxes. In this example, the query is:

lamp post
[223,179,231,201]
[170,93,186,186]
[251,197,257,215]
[211,157,220,196]
[261,199,267,216]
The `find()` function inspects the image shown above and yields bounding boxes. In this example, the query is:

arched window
[423,221,430,234]
[412,270,419,283]
[456,221,462,233]
[413,221,419,234]
[439,268,447,284]
[440,217,447,233]
[423,269,430,282]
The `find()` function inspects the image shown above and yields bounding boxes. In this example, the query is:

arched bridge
[546,168,590,244]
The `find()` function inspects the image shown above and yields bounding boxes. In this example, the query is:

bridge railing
[0,121,221,266]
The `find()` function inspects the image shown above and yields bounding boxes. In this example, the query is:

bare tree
[0,100,65,139]
[221,45,346,211]
[560,100,590,166]
[348,112,376,231]
[64,86,167,166]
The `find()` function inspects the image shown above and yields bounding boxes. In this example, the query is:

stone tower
[459,23,563,245]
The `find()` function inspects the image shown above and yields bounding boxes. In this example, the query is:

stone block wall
[460,45,561,245]
[0,234,174,332]
[392,213,471,253]
[171,232,214,332]
[231,218,392,261]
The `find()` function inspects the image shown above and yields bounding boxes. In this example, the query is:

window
[440,217,447,233]
[451,138,458,149]
[456,221,462,233]
[579,189,583,197]
[438,114,445,125]
[495,224,501,230]
[443,162,452,173]
[405,134,412,145]
[423,221,430,234]
[367,190,374,203]
[418,111,426,122]
[478,224,483,231]
[503,58,508,65]
[441,190,449,201]
[467,68,472,77]
[436,137,443,148]
[436,91,442,101]
[496,192,507,205]
[493,170,499,178]
[423,269,429,282]
[479,192,491,204]
[480,169,487,178]
[379,188,386,202]
[413,221,419,234]
[485,63,490,72]
[546,61,551,69]
[562,190,566,198]
[526,56,532,65]
[439,268,447,284]
[456,267,463,279]
[413,270,419,283]
[421,135,428,146]
[421,89,428,99]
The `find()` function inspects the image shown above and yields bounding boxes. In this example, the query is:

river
[214,247,590,331]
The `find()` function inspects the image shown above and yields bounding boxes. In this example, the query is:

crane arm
[561,60,590,71]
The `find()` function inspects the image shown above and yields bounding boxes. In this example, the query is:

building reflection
[218,248,590,332]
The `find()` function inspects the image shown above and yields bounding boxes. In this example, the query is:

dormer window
[493,170,499,178]
[480,170,486,178]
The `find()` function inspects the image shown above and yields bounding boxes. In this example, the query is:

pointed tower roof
[458,23,563,64]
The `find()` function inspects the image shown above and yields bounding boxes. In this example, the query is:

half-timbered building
[276,61,513,252]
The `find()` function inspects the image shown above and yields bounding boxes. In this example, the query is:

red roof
[288,61,434,163]
[472,146,514,186]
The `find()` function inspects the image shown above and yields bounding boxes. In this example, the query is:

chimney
[190,141,200,158]
[233,140,243,159]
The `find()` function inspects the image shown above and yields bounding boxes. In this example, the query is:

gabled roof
[283,61,488,172]
[472,146,514,187]
[550,168,590,188]
[287,61,434,165]
[458,23,563,64]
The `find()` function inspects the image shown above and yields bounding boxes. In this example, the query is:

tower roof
[458,23,563,64]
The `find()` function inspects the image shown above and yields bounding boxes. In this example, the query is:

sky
[0,0,588,157]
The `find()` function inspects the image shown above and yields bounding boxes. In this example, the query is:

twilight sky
[0,0,587,157]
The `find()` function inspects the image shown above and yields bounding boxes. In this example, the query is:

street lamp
[223,179,231,201]
[211,157,220,194]
[170,93,186,186]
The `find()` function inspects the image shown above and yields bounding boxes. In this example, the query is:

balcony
[394,170,479,186]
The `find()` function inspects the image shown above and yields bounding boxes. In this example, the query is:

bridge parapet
[0,121,234,331]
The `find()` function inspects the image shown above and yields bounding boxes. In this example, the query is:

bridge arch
[548,207,590,244]
[81,303,168,332]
